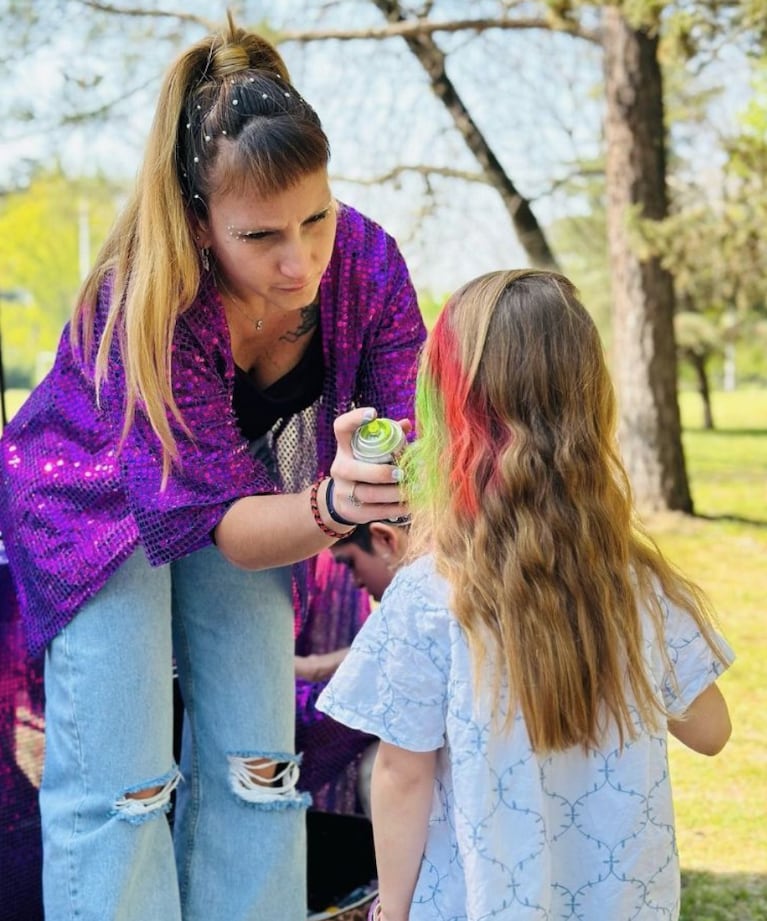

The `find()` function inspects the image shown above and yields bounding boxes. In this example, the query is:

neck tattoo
[280,301,320,343]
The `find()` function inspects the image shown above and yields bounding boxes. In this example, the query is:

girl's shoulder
[380,555,454,635]
[386,553,443,596]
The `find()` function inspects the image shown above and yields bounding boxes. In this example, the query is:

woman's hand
[329,408,410,526]
[213,408,410,571]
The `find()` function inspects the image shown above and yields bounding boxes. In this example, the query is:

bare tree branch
[60,74,161,125]
[335,164,488,186]
[77,0,214,30]
[279,15,600,45]
[348,0,560,269]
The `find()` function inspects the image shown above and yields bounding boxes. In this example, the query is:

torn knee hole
[228,754,301,803]
[242,757,281,785]
[125,785,164,800]
[114,768,181,822]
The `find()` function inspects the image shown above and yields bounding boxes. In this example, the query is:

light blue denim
[41,545,308,921]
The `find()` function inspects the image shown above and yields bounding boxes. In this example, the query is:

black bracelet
[325,477,357,526]
[309,479,352,541]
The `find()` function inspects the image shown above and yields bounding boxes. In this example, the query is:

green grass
[645,390,767,919]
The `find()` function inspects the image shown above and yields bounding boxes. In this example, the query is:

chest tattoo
[280,302,319,344]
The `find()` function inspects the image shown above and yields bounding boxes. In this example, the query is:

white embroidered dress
[318,555,732,921]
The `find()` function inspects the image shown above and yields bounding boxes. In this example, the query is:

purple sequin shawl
[0,204,426,656]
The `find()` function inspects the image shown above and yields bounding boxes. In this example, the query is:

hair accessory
[232,98,239,105]
[200,247,210,272]
[310,479,354,540]
[326,478,357,526]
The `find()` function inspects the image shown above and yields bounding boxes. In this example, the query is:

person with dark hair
[0,13,424,921]
[320,269,733,921]
[295,524,410,813]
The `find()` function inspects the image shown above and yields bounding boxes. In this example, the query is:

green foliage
[417,291,449,329]
[0,167,122,385]
[547,206,612,345]
[636,51,767,388]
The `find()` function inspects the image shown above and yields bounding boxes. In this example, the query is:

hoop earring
[200,247,210,272]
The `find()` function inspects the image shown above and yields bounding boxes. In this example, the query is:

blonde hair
[71,12,329,483]
[404,269,726,752]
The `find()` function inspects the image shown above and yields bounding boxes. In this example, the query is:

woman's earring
[200,246,210,272]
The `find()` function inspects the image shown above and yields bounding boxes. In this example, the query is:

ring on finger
[348,482,363,507]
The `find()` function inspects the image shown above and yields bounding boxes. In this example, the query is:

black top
[232,329,324,440]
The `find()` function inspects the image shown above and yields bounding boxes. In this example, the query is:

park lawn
[648,389,767,920]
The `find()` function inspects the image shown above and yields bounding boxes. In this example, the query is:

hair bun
[211,44,251,78]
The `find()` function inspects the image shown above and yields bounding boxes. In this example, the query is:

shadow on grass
[681,870,767,921]
[693,512,767,529]
[685,428,767,437]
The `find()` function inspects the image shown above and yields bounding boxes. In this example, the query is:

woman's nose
[279,240,312,279]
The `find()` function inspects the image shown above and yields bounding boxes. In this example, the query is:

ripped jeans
[41,546,309,921]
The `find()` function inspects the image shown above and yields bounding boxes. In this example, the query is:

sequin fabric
[0,541,43,917]
[0,203,426,657]
[296,549,375,813]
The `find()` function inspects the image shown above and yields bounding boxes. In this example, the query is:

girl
[318,269,733,921]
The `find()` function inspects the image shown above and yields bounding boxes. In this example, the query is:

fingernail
[391,467,404,482]
[362,408,376,421]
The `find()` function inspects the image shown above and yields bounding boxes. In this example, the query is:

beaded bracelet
[310,478,355,541]
[325,477,357,526]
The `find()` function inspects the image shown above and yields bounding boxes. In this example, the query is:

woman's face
[197,168,337,314]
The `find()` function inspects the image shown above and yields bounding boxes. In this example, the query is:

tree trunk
[371,0,559,269]
[602,6,692,512]
[688,352,715,430]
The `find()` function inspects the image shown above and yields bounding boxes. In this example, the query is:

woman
[0,14,425,921]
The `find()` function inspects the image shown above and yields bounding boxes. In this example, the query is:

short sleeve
[658,591,735,716]
[318,557,450,752]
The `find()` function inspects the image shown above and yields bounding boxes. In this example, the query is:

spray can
[351,418,409,524]
[351,418,407,464]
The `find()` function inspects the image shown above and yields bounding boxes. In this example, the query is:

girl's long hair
[71,12,329,483]
[404,269,726,752]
